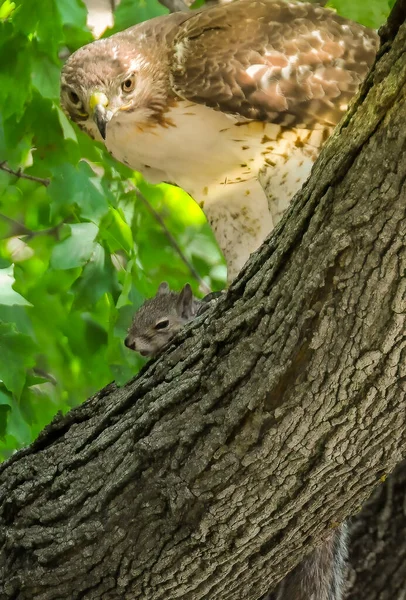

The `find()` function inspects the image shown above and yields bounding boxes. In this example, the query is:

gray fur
[271,524,348,600]
[125,282,201,357]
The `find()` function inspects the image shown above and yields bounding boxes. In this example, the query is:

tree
[1,1,406,598]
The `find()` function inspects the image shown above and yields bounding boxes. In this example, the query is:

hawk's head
[60,20,178,141]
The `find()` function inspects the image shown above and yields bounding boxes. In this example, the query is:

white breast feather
[105,102,326,279]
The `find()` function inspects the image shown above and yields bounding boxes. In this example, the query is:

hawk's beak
[89,92,111,140]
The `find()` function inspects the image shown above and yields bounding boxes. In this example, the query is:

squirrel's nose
[124,336,136,351]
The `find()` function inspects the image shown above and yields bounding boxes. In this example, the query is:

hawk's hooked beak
[89,92,111,140]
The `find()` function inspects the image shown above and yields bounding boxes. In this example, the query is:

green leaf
[0,266,32,306]
[0,304,35,336]
[0,390,13,407]
[57,0,92,49]
[99,207,134,254]
[50,222,99,269]
[326,0,391,28]
[109,0,166,34]
[116,262,134,309]
[55,106,78,142]
[4,395,32,446]
[48,163,109,222]
[0,0,15,21]
[57,0,88,28]
[0,322,37,398]
[72,243,117,309]
[0,31,32,120]
[13,0,63,56]
[81,314,109,354]
[0,388,12,439]
[31,53,60,99]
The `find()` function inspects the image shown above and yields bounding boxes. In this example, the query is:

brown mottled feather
[170,0,378,127]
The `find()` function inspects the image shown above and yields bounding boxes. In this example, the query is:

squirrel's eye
[155,319,169,330]
[68,90,80,105]
[121,75,136,93]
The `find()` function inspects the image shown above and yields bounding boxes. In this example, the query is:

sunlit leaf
[57,0,89,29]
[55,106,78,142]
[326,0,391,27]
[99,207,134,254]
[0,0,15,21]
[109,0,167,34]
[13,0,63,55]
[0,266,32,306]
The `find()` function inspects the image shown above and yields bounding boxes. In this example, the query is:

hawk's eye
[68,90,80,105]
[121,75,136,93]
[154,319,169,330]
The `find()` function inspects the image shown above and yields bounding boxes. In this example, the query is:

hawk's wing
[170,0,378,128]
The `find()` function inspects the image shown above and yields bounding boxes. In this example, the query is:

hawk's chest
[106,101,252,185]
[105,101,323,200]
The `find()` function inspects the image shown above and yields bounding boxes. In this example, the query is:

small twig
[25,222,64,241]
[132,184,211,294]
[0,161,50,187]
[0,213,32,237]
[0,213,65,241]
[31,368,58,386]
[158,0,190,13]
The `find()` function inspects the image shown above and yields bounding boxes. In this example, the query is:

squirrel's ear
[157,282,170,295]
[177,283,194,318]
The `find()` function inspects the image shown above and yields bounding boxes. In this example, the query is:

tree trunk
[1,3,406,600]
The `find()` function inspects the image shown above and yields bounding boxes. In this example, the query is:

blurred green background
[0,0,395,460]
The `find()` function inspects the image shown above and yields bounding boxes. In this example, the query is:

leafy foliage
[0,0,393,460]
[0,0,225,460]
[326,0,394,28]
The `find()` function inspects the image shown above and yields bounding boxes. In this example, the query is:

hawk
[60,0,378,281]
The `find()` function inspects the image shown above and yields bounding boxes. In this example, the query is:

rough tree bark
[1,2,406,599]
[346,459,406,600]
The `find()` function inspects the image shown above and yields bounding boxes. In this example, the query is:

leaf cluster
[0,0,225,460]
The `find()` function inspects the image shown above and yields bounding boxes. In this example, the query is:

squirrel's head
[125,282,196,357]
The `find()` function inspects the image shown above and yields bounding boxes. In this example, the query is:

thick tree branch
[1,4,406,600]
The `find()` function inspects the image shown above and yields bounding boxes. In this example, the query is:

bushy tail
[270,523,348,600]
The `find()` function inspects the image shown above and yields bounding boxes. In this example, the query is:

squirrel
[125,283,348,600]
[124,282,220,357]
[267,524,348,600]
